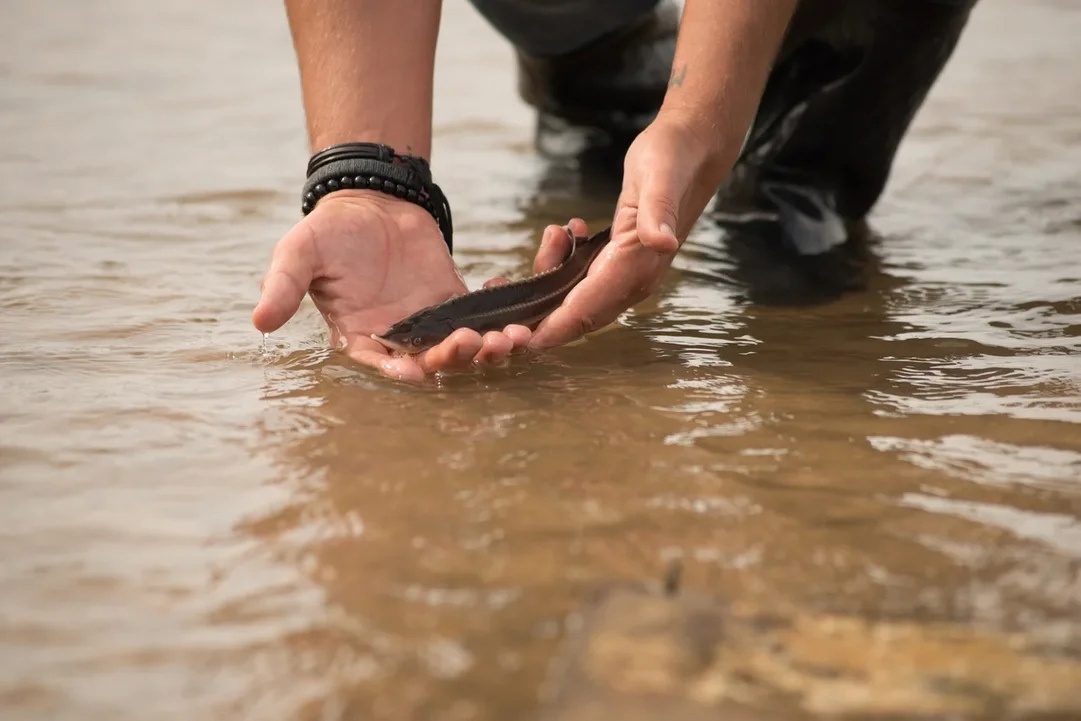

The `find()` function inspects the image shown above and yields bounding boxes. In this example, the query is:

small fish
[372,226,612,353]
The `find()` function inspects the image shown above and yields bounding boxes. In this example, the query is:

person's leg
[467,0,979,255]
[466,0,677,156]
[466,0,661,57]
[721,0,982,255]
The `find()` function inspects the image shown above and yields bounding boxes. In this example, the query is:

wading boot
[718,0,979,267]
[513,0,681,162]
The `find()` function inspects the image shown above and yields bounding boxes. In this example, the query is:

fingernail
[660,222,676,238]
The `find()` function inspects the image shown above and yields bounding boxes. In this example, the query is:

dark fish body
[372,226,612,352]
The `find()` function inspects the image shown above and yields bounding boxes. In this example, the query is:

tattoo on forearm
[668,64,687,88]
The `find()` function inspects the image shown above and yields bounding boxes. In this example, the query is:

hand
[252,190,532,382]
[528,111,733,349]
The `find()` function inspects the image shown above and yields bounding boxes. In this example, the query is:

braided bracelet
[301,142,454,252]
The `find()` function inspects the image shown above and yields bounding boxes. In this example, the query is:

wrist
[311,191,451,260]
[314,188,422,212]
[654,104,739,180]
[310,127,432,163]
[301,142,454,251]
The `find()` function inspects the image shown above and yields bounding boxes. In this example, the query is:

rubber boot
[513,0,681,160]
[719,0,981,259]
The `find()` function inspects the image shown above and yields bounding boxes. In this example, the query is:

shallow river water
[1,1,1080,719]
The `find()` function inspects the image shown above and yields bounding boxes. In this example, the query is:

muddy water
[1,1,1080,719]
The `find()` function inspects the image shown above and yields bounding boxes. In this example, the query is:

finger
[529,305,610,351]
[252,223,318,334]
[533,224,574,274]
[632,168,682,256]
[483,276,510,288]
[416,328,484,373]
[531,216,592,274]
[344,337,426,383]
[503,324,532,350]
[474,331,514,365]
[533,217,590,274]
[528,272,637,350]
[566,217,589,239]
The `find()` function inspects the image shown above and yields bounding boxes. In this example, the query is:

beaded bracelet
[301,142,454,252]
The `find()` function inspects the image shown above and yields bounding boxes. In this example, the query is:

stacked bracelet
[301,142,454,252]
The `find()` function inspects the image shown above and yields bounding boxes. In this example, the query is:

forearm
[661,0,798,167]
[285,0,442,158]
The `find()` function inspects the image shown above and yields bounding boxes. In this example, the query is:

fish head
[370,315,454,354]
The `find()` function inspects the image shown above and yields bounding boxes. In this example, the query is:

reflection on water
[1,0,1079,719]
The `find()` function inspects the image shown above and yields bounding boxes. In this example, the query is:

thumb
[252,223,318,334]
[634,172,682,255]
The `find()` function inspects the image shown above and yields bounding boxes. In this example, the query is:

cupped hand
[527,111,734,349]
[252,190,531,382]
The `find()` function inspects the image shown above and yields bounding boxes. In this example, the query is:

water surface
[1,1,1079,719]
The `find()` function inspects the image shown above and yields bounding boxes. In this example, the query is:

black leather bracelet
[301,142,453,252]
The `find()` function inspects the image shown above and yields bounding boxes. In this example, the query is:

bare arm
[528,0,800,349]
[284,0,442,158]
[258,1,536,381]
[660,0,798,172]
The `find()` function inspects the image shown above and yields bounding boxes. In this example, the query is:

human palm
[253,191,533,381]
